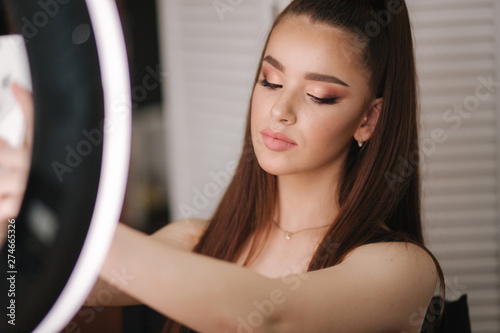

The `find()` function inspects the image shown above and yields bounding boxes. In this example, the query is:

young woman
[1,0,445,332]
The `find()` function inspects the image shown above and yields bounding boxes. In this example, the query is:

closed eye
[307,94,339,105]
[260,78,282,90]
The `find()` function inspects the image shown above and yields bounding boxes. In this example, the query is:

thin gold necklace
[273,220,332,240]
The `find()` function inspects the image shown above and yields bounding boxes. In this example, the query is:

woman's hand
[0,83,34,226]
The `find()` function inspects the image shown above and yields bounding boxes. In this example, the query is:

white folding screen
[157,0,273,221]
[409,0,500,331]
[158,0,500,331]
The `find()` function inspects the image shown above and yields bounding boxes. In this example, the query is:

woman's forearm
[100,223,282,333]
[84,276,141,307]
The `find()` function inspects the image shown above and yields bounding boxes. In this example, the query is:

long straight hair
[164,1,445,332]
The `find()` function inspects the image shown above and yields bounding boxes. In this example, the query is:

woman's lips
[261,129,297,151]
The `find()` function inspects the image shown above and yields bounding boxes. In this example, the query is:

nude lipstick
[261,129,298,151]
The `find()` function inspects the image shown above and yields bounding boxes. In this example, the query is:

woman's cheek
[313,119,350,148]
[251,90,266,117]
[250,93,261,125]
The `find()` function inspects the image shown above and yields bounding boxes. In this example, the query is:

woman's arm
[85,218,208,307]
[100,223,438,333]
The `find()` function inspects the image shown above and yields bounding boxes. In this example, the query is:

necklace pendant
[285,233,292,240]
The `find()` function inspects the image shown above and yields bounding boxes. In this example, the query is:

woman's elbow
[221,306,289,333]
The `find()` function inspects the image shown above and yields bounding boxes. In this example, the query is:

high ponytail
[303,1,446,330]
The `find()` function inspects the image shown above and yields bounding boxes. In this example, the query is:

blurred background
[1,0,498,332]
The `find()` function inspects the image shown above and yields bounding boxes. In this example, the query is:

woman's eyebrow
[263,55,284,72]
[305,73,350,87]
[263,55,350,88]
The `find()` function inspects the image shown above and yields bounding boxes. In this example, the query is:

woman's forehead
[265,15,371,91]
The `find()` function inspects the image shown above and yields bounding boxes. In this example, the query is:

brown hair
[164,0,445,331]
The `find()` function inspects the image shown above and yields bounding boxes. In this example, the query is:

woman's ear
[354,97,382,144]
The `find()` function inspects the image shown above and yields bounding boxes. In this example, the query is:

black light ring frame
[0,0,131,332]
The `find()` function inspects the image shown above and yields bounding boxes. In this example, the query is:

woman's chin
[256,156,298,176]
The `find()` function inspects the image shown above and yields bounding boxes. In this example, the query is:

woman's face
[251,15,379,177]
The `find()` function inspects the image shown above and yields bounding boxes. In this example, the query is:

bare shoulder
[150,218,209,251]
[287,242,440,331]
[344,242,437,278]
[346,240,434,259]
[343,241,439,301]
[337,242,438,329]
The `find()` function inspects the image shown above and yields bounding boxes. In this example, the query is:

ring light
[0,0,131,332]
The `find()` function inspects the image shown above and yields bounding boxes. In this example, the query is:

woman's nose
[270,91,296,125]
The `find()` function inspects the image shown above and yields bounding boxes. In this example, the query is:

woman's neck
[275,164,341,232]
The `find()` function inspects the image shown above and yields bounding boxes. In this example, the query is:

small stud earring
[358,141,364,148]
